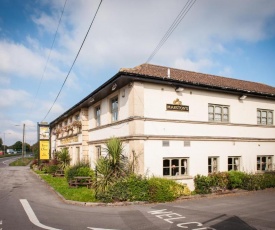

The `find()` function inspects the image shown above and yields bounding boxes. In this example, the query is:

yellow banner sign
[40,140,49,160]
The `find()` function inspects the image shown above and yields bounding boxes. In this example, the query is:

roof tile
[120,64,275,96]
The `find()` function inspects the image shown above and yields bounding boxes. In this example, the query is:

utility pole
[1,132,11,155]
[22,123,25,159]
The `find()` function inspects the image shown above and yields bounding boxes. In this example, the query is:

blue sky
[0,0,275,146]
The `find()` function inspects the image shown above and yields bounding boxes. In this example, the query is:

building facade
[50,64,275,190]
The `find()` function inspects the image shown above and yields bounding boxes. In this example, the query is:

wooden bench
[53,170,65,177]
[69,176,92,188]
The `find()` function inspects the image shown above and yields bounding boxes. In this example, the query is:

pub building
[50,63,275,190]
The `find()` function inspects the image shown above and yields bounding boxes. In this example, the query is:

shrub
[262,173,275,188]
[98,174,150,203]
[45,165,59,174]
[228,171,246,189]
[209,172,229,190]
[65,161,94,182]
[242,173,262,191]
[56,148,71,170]
[194,174,212,194]
[148,177,188,202]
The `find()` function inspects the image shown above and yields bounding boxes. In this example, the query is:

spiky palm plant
[95,137,127,192]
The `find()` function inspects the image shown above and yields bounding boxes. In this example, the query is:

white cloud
[0,89,31,108]
[174,58,214,72]
[0,75,10,86]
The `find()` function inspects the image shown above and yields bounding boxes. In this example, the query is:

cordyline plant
[95,137,130,193]
[56,148,71,170]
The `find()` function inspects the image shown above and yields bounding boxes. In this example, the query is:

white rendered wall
[144,140,275,190]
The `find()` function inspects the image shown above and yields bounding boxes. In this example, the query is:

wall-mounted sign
[60,136,78,145]
[166,98,189,112]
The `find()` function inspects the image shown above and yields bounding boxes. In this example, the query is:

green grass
[40,174,97,202]
[9,157,33,166]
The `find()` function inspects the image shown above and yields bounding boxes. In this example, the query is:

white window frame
[228,156,240,171]
[257,109,273,125]
[257,155,273,172]
[208,157,218,173]
[208,104,229,122]
[163,158,188,176]
[95,106,101,126]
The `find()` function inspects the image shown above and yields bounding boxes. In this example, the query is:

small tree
[56,148,71,170]
[95,137,128,192]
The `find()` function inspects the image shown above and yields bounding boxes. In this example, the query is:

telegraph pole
[22,123,25,158]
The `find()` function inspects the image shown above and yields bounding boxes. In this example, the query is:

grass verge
[39,174,97,202]
[9,157,33,166]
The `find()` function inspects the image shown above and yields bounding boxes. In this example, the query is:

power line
[42,0,103,122]
[146,0,197,63]
[31,0,68,113]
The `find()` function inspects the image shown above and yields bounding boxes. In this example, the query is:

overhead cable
[42,0,103,122]
[146,0,197,63]
[31,0,67,113]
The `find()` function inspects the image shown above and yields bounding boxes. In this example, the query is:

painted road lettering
[148,209,216,230]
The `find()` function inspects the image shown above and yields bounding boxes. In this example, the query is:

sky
[0,0,275,146]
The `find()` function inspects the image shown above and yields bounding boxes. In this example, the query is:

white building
[50,64,275,190]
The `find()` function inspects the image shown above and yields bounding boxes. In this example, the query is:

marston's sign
[166,98,189,112]
[166,104,189,111]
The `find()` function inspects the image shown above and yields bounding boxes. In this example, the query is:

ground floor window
[228,157,240,171]
[96,145,101,159]
[208,157,218,173]
[163,158,188,176]
[257,156,273,171]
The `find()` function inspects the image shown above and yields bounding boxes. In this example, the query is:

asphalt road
[0,159,275,230]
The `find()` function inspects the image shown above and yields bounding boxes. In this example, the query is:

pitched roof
[120,63,275,96]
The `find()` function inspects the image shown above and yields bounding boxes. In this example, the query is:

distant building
[50,64,275,190]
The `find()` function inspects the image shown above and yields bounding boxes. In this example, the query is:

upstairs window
[257,109,273,125]
[208,104,229,122]
[111,97,118,122]
[95,106,101,126]
[75,114,80,121]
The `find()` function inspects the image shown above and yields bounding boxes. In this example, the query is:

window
[257,109,273,125]
[96,146,101,158]
[228,157,240,171]
[208,157,218,173]
[111,97,118,122]
[208,104,229,122]
[75,114,80,121]
[163,158,188,176]
[257,156,273,171]
[95,106,101,126]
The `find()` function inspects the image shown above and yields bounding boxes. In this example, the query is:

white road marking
[87,228,119,230]
[20,199,61,230]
